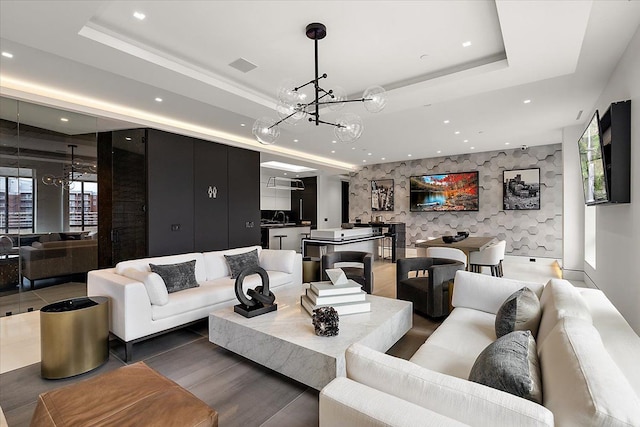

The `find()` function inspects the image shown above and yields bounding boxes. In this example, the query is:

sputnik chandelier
[41,144,96,191]
[252,23,387,145]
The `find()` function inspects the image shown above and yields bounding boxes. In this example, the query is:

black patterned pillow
[495,287,542,338]
[224,249,259,279]
[469,330,542,404]
[149,260,199,293]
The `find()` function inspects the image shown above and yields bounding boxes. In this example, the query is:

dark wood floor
[0,261,441,426]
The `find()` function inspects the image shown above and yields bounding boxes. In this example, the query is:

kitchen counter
[261,225,311,252]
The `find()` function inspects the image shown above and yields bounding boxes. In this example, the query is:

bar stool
[274,235,286,250]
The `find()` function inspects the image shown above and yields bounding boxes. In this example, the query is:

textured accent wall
[349,144,563,258]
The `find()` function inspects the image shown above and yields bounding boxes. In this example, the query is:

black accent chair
[396,257,465,317]
[321,251,373,294]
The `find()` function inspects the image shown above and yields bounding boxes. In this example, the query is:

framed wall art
[503,168,540,210]
[371,179,394,211]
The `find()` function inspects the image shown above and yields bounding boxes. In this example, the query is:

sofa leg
[125,342,133,362]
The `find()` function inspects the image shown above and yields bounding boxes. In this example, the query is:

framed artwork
[503,168,540,210]
[371,179,394,211]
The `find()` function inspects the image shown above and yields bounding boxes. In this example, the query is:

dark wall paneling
[194,140,229,251]
[97,132,113,268]
[147,129,195,256]
[227,146,260,248]
[111,130,147,264]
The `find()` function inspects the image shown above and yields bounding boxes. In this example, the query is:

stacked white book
[301,279,371,316]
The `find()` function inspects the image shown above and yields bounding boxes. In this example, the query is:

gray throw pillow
[224,249,260,279]
[149,260,199,293]
[495,287,541,339]
[469,330,542,404]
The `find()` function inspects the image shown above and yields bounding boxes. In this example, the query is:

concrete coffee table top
[209,283,412,390]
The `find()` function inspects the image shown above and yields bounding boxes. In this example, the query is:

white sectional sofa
[88,245,302,360]
[320,271,640,427]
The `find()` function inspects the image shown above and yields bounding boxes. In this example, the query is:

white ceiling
[1,0,639,175]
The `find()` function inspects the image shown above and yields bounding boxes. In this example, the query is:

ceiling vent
[228,58,257,73]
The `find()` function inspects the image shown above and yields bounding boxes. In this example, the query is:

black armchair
[321,251,373,294]
[396,257,465,317]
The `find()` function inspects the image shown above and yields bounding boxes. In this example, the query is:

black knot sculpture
[312,307,339,337]
[233,266,277,318]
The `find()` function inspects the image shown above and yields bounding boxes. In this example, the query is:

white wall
[316,174,343,229]
[577,25,640,333]
[259,170,291,211]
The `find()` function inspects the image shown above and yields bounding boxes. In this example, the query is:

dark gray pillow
[149,260,199,293]
[224,249,259,279]
[495,287,541,338]
[469,330,542,404]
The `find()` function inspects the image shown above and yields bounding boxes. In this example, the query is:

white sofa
[88,245,302,360]
[320,271,640,427]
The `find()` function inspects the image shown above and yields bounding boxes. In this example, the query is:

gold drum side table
[40,296,109,379]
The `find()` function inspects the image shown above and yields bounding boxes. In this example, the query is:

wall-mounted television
[410,171,479,212]
[578,111,609,205]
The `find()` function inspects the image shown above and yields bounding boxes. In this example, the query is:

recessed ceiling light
[381,157,386,160]
[367,153,372,156]
[293,139,299,142]
[470,146,475,150]
[155,97,163,102]
[1,52,13,58]
[283,172,288,176]
[363,160,367,163]
[523,99,531,104]
[352,147,356,150]
[454,131,460,135]
[437,150,442,154]
[296,174,300,177]
[331,150,335,153]
[407,154,412,157]
[240,123,246,127]
[133,11,146,20]
[60,117,69,122]
[463,139,469,143]
[443,120,450,124]
[505,142,510,145]
[332,140,337,144]
[462,41,472,48]
[125,137,132,141]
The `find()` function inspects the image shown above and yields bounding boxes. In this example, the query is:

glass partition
[0,97,98,316]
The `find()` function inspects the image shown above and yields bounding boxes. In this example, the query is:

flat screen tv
[578,111,609,205]
[410,171,479,212]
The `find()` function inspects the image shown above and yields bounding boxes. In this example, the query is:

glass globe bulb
[363,85,387,113]
[277,79,306,105]
[328,86,346,111]
[252,117,280,145]
[42,174,55,185]
[334,113,364,143]
[276,99,307,124]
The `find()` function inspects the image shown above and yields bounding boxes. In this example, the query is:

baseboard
[561,269,584,281]
[503,255,559,266]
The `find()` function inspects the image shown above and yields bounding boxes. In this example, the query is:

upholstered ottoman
[30,362,218,426]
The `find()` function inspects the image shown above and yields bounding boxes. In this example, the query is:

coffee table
[208,283,412,390]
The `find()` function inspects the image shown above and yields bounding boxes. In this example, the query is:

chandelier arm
[318,98,373,106]
[294,73,327,92]
[312,118,345,128]
[268,113,294,129]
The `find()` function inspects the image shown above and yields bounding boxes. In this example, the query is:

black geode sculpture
[312,307,339,337]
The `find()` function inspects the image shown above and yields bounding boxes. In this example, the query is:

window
[69,181,98,231]
[0,174,35,233]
